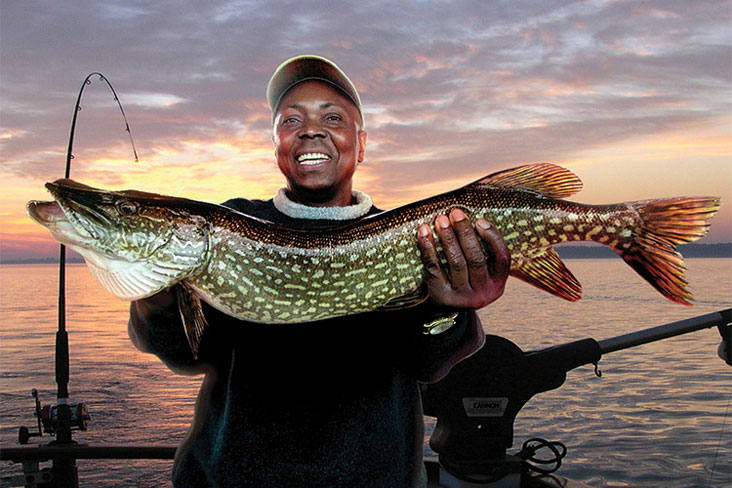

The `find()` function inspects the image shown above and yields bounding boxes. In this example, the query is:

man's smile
[297,152,332,166]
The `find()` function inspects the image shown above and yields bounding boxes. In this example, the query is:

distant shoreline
[2,243,730,264]
[555,242,732,259]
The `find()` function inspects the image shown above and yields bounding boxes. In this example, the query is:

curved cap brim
[266,55,363,125]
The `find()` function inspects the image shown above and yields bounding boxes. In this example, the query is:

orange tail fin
[617,197,721,305]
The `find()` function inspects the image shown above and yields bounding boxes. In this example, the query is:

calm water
[1,259,730,487]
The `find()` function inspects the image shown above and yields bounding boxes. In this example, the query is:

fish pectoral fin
[377,285,429,310]
[469,163,583,199]
[82,253,180,301]
[175,282,208,360]
[511,248,582,301]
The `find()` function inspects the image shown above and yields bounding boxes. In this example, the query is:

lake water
[1,259,730,487]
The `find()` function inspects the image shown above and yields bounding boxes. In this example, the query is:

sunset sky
[1,0,730,261]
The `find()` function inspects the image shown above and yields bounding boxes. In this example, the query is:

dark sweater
[129,197,484,487]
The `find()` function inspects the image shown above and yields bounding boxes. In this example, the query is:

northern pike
[27,164,720,357]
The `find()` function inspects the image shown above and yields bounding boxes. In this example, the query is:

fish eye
[116,200,138,216]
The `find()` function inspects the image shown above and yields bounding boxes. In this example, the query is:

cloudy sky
[1,0,730,260]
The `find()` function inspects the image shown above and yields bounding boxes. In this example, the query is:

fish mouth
[46,180,115,235]
[27,199,95,244]
[27,200,66,225]
[28,179,114,243]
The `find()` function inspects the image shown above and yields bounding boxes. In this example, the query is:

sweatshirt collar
[273,188,373,220]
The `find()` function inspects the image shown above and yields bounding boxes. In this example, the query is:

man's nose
[299,119,326,138]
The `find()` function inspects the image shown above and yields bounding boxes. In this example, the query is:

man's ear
[272,130,279,164]
[357,130,367,163]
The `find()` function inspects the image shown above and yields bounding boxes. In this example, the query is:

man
[129,55,510,487]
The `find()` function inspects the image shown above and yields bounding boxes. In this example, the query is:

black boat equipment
[421,309,731,487]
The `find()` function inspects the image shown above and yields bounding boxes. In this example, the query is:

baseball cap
[266,55,364,126]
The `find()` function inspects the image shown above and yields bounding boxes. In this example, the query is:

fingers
[475,218,511,285]
[434,213,468,290]
[417,222,449,288]
[447,210,490,291]
[416,208,511,309]
[417,210,479,293]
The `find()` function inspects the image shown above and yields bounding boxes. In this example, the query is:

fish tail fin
[616,197,721,305]
[175,282,208,359]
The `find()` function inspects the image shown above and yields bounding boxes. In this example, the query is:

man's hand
[128,288,178,353]
[417,208,510,309]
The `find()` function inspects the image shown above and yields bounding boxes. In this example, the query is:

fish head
[27,179,210,300]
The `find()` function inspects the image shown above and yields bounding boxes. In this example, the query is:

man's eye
[325,114,342,121]
[282,116,299,124]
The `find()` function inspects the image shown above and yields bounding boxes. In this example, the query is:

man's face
[273,80,366,206]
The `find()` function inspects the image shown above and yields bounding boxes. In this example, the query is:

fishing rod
[26,72,139,487]
[56,72,137,405]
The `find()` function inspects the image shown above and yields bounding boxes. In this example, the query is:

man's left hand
[417,208,510,309]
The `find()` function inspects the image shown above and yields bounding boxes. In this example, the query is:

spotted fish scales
[27,163,721,357]
[193,217,429,323]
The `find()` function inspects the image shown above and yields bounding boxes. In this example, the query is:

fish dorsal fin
[510,247,582,301]
[470,163,583,199]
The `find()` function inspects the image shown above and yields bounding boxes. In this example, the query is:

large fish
[28,164,720,357]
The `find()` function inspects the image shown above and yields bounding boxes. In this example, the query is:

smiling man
[273,78,366,207]
[128,55,510,487]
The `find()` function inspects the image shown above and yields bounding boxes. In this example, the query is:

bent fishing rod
[53,72,138,443]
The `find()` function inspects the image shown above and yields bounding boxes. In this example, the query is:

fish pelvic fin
[470,163,583,199]
[617,197,722,306]
[511,248,582,301]
[378,284,430,310]
[175,282,208,360]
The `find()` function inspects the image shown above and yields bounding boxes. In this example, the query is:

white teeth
[297,153,331,165]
